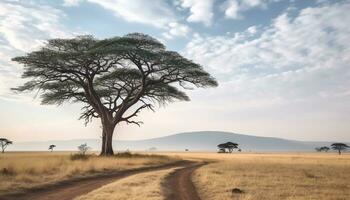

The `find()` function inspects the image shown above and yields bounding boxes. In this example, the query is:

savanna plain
[0,152,349,200]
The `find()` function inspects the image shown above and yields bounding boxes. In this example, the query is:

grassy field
[0,152,175,195]
[75,168,177,200]
[178,152,350,200]
[1,152,349,200]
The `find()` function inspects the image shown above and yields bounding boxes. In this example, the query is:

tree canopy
[12,33,218,155]
[217,142,239,153]
[331,143,349,155]
[49,144,56,152]
[315,146,330,152]
[0,138,13,153]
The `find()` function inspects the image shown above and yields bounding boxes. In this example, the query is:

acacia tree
[315,146,330,152]
[0,138,12,153]
[12,33,218,156]
[217,143,227,153]
[321,146,330,152]
[48,144,56,152]
[225,142,239,153]
[217,142,239,153]
[331,143,349,155]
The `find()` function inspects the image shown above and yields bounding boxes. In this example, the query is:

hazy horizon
[6,130,349,144]
[1,0,350,142]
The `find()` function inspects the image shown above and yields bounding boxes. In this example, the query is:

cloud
[181,1,350,140]
[224,0,240,19]
[63,0,83,7]
[184,1,350,106]
[179,0,214,26]
[0,2,70,51]
[162,22,191,39]
[64,0,176,28]
[63,0,192,40]
[0,1,76,99]
[224,0,275,19]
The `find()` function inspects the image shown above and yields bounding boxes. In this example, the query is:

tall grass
[190,153,350,200]
[0,152,174,194]
[75,168,177,200]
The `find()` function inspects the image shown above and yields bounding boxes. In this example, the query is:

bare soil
[163,162,207,200]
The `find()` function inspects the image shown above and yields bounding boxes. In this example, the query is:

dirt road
[163,162,206,200]
[0,160,194,200]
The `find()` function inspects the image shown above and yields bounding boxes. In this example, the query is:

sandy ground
[74,168,176,200]
[163,162,206,200]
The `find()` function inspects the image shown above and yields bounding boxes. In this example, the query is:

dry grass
[74,168,177,200]
[2,151,349,199]
[0,152,174,194]
[183,153,350,200]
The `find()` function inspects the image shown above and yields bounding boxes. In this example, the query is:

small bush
[115,150,133,158]
[1,167,15,176]
[114,151,168,160]
[70,153,91,161]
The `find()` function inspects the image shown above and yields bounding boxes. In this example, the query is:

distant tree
[78,143,90,155]
[217,143,227,153]
[315,146,330,152]
[0,138,13,153]
[217,142,239,153]
[238,148,242,152]
[321,146,330,152]
[225,142,239,153]
[48,144,56,152]
[218,148,226,153]
[331,143,349,155]
[12,33,218,156]
[315,147,322,152]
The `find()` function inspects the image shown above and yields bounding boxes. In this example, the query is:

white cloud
[64,0,176,28]
[64,0,192,40]
[246,26,257,34]
[163,22,191,39]
[185,1,350,106]
[181,1,350,140]
[0,1,76,99]
[225,0,240,19]
[179,0,214,26]
[224,0,274,19]
[63,0,83,7]
[0,2,70,51]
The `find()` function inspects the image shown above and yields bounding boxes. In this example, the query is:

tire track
[0,160,192,200]
[163,162,207,200]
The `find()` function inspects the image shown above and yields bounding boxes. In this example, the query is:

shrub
[70,153,91,161]
[1,167,15,176]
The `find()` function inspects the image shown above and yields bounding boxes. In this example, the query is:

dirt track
[163,162,206,200]
[0,160,196,200]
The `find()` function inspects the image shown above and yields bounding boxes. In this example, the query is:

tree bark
[101,130,106,155]
[100,123,115,156]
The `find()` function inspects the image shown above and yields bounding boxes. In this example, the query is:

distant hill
[8,131,339,152]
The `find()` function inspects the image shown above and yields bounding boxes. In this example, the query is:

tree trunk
[101,130,106,154]
[100,123,115,156]
[338,149,341,155]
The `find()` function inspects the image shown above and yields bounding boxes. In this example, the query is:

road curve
[0,160,192,200]
[163,162,207,200]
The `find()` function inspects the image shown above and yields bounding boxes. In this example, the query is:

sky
[0,0,349,142]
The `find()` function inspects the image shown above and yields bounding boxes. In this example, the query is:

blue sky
[0,0,349,142]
